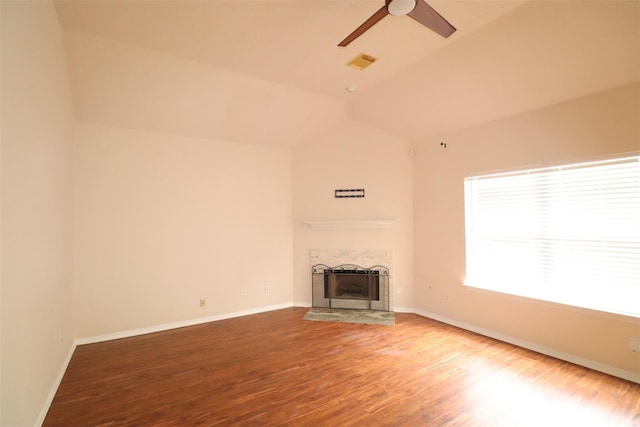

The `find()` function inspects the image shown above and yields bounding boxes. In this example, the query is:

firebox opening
[324,269,380,301]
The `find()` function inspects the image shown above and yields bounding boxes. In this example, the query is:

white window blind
[464,155,640,317]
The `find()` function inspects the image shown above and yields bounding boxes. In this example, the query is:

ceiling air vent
[347,53,378,70]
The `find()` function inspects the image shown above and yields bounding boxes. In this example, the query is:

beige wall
[1,1,75,425]
[413,83,640,379]
[292,120,414,308]
[73,124,293,338]
[62,28,347,150]
[1,2,638,422]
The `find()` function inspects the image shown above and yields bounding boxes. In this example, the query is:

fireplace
[312,264,390,311]
[326,269,379,300]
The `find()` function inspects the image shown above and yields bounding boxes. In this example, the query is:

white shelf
[305,219,395,230]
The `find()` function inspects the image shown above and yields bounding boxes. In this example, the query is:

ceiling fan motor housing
[388,0,417,16]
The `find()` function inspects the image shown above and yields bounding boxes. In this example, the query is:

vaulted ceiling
[54,0,640,149]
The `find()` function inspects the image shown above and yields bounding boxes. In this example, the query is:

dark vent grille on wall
[335,189,365,198]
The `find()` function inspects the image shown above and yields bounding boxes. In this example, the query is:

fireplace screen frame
[311,264,390,311]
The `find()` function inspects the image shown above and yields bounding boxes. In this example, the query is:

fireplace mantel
[304,219,395,230]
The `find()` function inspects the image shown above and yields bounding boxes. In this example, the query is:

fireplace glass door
[311,264,389,311]
[325,269,379,301]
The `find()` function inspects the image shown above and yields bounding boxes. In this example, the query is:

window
[464,155,640,317]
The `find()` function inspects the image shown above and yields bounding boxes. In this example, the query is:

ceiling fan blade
[338,5,389,47]
[407,0,456,38]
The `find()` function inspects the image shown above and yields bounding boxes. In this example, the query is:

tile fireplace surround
[310,249,394,311]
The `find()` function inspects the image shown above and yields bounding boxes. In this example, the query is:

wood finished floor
[45,307,640,426]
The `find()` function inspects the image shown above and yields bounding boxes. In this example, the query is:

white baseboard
[34,341,77,427]
[75,302,296,346]
[412,308,640,384]
[293,301,312,308]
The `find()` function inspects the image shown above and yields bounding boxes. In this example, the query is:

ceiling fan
[338,0,456,47]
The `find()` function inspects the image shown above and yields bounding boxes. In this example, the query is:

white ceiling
[54,0,640,148]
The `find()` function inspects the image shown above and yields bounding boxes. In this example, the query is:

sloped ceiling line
[55,0,640,147]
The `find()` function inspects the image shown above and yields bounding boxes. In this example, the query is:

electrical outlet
[199,299,206,307]
[445,294,450,302]
[240,288,247,297]
[396,286,401,295]
[264,284,271,295]
[58,331,62,344]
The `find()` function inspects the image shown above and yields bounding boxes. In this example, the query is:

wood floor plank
[44,308,640,426]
